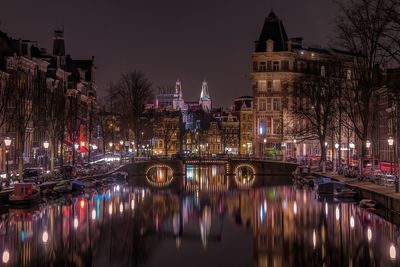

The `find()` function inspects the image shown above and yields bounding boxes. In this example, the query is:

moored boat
[53,180,72,194]
[9,183,41,206]
[359,199,379,209]
[317,181,346,195]
[334,187,357,198]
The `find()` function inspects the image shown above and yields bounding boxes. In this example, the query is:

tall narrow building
[199,80,212,112]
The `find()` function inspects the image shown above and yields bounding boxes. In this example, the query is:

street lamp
[4,137,11,184]
[119,140,124,146]
[334,143,339,171]
[43,141,49,172]
[263,138,267,158]
[387,137,397,191]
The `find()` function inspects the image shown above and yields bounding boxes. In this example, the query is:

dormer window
[266,39,274,52]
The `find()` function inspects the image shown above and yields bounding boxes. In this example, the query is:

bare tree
[7,69,35,176]
[336,0,391,156]
[43,79,66,172]
[112,71,153,156]
[381,0,400,64]
[291,64,341,170]
[157,115,180,156]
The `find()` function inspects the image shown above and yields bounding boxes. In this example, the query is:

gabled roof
[255,11,288,52]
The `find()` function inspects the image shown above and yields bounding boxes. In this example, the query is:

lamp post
[293,139,297,162]
[4,137,11,184]
[263,138,267,159]
[43,141,49,172]
[349,142,355,167]
[387,137,398,192]
[74,143,79,165]
[335,143,339,172]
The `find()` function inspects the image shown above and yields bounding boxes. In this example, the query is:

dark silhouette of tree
[291,63,342,170]
[111,71,153,156]
[336,0,392,156]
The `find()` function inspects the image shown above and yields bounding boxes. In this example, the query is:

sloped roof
[255,11,288,52]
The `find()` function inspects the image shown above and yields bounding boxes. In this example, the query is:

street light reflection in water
[0,185,397,267]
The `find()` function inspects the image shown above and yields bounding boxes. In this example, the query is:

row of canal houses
[0,28,97,171]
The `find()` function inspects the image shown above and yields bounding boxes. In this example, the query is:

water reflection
[186,164,226,190]
[235,165,255,186]
[146,166,173,185]
[0,186,398,266]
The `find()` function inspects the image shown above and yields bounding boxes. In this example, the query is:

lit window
[258,99,267,111]
[258,80,267,91]
[272,80,281,91]
[273,98,281,111]
[321,66,325,77]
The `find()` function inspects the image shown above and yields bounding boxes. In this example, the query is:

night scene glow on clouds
[0,0,400,266]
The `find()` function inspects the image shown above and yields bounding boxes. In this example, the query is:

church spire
[199,80,211,112]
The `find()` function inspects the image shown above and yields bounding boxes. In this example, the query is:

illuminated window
[258,99,267,111]
[258,80,267,91]
[272,80,281,91]
[273,98,281,111]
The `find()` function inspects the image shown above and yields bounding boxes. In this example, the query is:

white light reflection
[390,244,396,260]
[293,201,297,215]
[350,216,355,229]
[312,229,316,249]
[73,217,79,229]
[119,203,123,213]
[263,200,267,213]
[367,227,372,242]
[109,204,113,215]
[2,250,9,264]
[325,202,328,216]
[42,231,49,243]
[335,206,340,221]
[91,209,96,220]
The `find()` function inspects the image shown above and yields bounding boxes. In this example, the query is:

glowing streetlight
[120,140,124,146]
[388,137,394,146]
[334,143,339,149]
[366,140,371,149]
[263,138,267,143]
[349,142,355,149]
[43,141,49,149]
[74,143,79,150]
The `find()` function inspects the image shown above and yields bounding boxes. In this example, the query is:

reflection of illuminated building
[186,164,226,190]
[200,206,212,248]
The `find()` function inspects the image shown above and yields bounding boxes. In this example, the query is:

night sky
[0,0,337,107]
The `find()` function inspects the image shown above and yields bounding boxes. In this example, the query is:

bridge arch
[145,164,175,187]
[234,163,257,188]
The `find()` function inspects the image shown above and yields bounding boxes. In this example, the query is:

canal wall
[315,172,400,224]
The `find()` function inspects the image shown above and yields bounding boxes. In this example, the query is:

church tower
[173,79,185,110]
[199,80,212,112]
[53,27,66,68]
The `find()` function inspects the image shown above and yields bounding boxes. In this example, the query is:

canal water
[0,182,399,266]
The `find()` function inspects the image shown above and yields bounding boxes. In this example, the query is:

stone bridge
[121,158,297,191]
